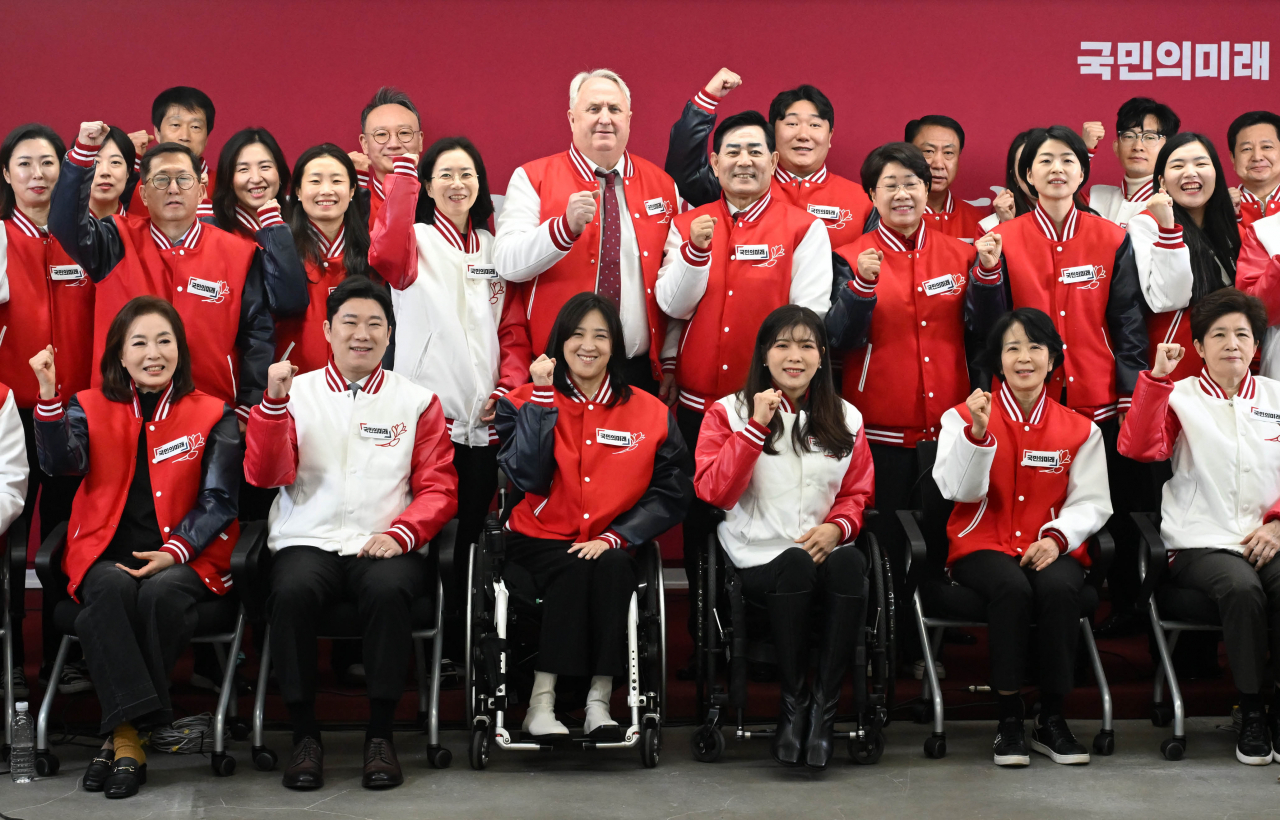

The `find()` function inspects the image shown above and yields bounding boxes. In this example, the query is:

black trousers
[868,443,923,658]
[1167,548,1280,694]
[738,546,867,600]
[950,549,1085,695]
[619,353,659,398]
[506,533,638,677]
[75,560,210,733]
[267,546,427,705]
[1098,416,1163,613]
[676,405,714,637]
[454,442,498,565]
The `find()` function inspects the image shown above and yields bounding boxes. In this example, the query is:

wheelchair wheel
[469,727,490,770]
[849,728,886,765]
[641,722,661,768]
[872,537,896,719]
[690,724,724,763]
[1161,736,1185,761]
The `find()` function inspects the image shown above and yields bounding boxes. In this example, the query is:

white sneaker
[583,675,619,737]
[522,671,568,737]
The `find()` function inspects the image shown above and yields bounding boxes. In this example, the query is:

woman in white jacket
[1119,287,1280,766]
[694,305,874,770]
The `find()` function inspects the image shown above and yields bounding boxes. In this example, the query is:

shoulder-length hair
[1017,126,1091,198]
[212,128,291,236]
[415,136,495,229]
[1154,132,1240,300]
[978,308,1064,382]
[100,296,195,404]
[545,292,632,407]
[736,305,854,459]
[0,124,66,219]
[287,144,373,281]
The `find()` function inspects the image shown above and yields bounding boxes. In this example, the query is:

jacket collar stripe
[876,221,926,252]
[235,206,261,233]
[1240,186,1280,207]
[324,357,384,395]
[567,376,612,403]
[1127,179,1155,203]
[997,381,1045,424]
[432,209,476,253]
[1199,366,1256,400]
[149,219,203,252]
[568,144,635,183]
[9,210,42,237]
[925,190,955,216]
[727,192,772,223]
[369,171,384,198]
[773,165,829,185]
[1032,201,1078,243]
[309,221,345,258]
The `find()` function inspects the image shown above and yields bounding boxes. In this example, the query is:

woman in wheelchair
[29,296,240,798]
[934,307,1111,767]
[1119,288,1280,766]
[694,305,874,769]
[494,292,692,740]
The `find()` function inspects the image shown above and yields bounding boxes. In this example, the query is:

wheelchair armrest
[431,518,461,615]
[3,515,28,592]
[1132,511,1167,605]
[1084,526,1115,589]
[34,520,70,595]
[230,520,271,622]
[897,509,928,584]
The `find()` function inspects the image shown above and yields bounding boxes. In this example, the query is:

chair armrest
[230,520,271,622]
[3,515,28,593]
[34,521,70,594]
[897,509,928,584]
[1084,526,1115,589]
[1132,511,1167,605]
[431,518,460,616]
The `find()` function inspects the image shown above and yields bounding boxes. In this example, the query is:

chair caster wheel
[427,744,453,769]
[1151,703,1174,727]
[34,751,59,777]
[641,723,661,768]
[924,734,947,759]
[912,703,933,725]
[690,724,724,763]
[469,728,490,770]
[229,718,250,742]
[252,746,277,771]
[1093,730,1115,756]
[211,752,236,776]
[850,729,886,764]
[1161,737,1185,761]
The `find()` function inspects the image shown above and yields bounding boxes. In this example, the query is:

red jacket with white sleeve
[694,391,873,569]
[934,381,1111,567]
[244,358,458,555]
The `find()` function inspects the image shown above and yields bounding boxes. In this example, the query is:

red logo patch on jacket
[187,276,231,303]
[753,244,787,268]
[153,433,205,464]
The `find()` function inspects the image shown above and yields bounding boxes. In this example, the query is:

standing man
[1082,97,1180,228]
[349,87,424,230]
[494,69,682,398]
[666,68,875,243]
[1229,111,1280,228]
[906,115,987,243]
[128,87,217,219]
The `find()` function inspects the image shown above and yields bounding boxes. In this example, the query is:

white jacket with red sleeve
[694,392,873,569]
[244,358,458,555]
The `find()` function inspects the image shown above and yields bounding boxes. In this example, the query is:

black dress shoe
[282,736,324,790]
[362,737,404,789]
[103,758,146,799]
[83,747,115,792]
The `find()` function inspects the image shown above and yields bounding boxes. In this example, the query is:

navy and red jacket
[204,203,310,317]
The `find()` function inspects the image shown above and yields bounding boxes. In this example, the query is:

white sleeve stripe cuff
[835,518,853,541]
[600,532,622,549]
[531,390,555,404]
[693,91,720,111]
[257,403,288,415]
[741,425,766,446]
[389,524,416,551]
[850,276,877,294]
[163,539,190,563]
[391,159,418,176]
[549,216,575,250]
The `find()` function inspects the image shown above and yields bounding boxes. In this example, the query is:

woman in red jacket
[31,296,240,799]
[495,293,692,740]
[86,126,138,220]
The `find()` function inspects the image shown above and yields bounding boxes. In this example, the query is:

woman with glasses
[1087,98,1181,228]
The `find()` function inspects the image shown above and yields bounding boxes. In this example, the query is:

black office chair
[2,515,28,761]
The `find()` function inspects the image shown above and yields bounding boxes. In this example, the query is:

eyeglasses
[148,173,197,190]
[433,171,476,183]
[367,128,419,145]
[1118,131,1164,144]
[877,180,925,194]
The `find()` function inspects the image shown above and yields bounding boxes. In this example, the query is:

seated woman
[934,307,1111,768]
[30,296,239,798]
[495,293,692,740]
[1119,287,1280,766]
[695,305,874,770]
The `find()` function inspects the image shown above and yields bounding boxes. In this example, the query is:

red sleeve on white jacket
[367,162,421,290]
[384,395,459,552]
[693,402,766,510]
[243,394,299,488]
[1116,371,1182,462]
[1238,225,1280,320]
[824,426,875,544]
[493,285,532,398]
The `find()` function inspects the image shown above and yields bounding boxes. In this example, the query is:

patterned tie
[594,169,621,307]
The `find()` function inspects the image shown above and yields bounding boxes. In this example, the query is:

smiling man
[906,115,987,243]
[1229,111,1280,228]
[128,87,216,218]
[667,68,875,244]
[349,87,423,229]
[1084,97,1181,228]
[494,69,683,399]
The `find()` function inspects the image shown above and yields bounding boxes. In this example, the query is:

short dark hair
[360,86,420,132]
[768,85,834,130]
[140,141,200,180]
[1116,97,1180,136]
[980,308,1064,382]
[325,274,393,327]
[713,110,775,154]
[905,115,966,150]
[288,143,373,280]
[0,123,65,219]
[1190,287,1267,345]
[415,136,495,229]
[1227,110,1280,154]
[212,128,291,237]
[101,296,195,404]
[545,292,632,407]
[859,142,932,197]
[151,86,215,133]
[1017,126,1092,196]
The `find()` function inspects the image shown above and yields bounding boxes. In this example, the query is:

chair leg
[1080,619,1112,732]
[415,638,429,718]
[427,577,445,749]
[913,594,945,737]
[37,636,72,753]
[252,632,271,750]
[214,614,246,756]
[3,605,13,748]
[1147,602,1186,740]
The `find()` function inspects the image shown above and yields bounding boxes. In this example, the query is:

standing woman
[369,136,530,566]
[695,305,874,769]
[495,293,691,740]
[29,296,240,798]
[87,127,138,220]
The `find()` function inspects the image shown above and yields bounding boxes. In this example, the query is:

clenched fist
[266,360,298,400]
[347,151,371,173]
[530,354,556,387]
[78,121,109,147]
[565,189,600,236]
[1230,185,1243,217]
[1147,190,1175,229]
[29,345,57,400]
[1151,342,1185,379]
[128,129,151,156]
[1081,121,1105,152]
[752,388,783,427]
[966,388,992,439]
[856,248,883,283]
[992,188,1017,223]
[690,214,717,250]
[975,232,1002,269]
[703,67,742,100]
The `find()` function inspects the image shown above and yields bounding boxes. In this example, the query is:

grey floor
[1,719,1277,819]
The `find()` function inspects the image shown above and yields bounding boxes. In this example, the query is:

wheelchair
[689,509,895,764]
[464,503,667,769]
[898,441,1116,760]
[33,520,263,777]
[245,520,459,772]
[2,515,27,761]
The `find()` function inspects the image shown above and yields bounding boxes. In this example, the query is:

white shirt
[0,389,28,533]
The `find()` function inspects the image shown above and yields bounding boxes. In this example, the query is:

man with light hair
[495,69,682,398]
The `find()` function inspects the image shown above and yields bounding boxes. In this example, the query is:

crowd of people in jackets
[3,65,1280,797]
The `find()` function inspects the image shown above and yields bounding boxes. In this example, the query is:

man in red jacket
[128,86,216,219]
[348,87,423,229]
[1229,111,1280,228]
[906,115,988,244]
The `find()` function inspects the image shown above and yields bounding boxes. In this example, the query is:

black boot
[804,589,866,769]
[767,591,811,766]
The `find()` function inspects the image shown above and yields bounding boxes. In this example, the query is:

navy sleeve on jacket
[825,253,876,351]
[495,396,558,496]
[33,396,90,476]
[235,257,276,411]
[255,225,309,316]
[1107,234,1150,395]
[174,405,241,556]
[606,413,694,546]
[48,159,127,281]
[964,268,1009,339]
[665,100,723,208]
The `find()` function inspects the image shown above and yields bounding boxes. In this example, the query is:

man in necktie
[495,69,683,400]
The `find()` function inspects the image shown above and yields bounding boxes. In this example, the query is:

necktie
[348,382,361,399]
[594,169,621,308]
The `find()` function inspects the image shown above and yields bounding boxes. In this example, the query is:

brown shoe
[362,737,404,789]
[282,736,324,790]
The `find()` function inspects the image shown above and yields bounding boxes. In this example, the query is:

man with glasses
[905,115,988,244]
[348,87,423,229]
[127,86,217,218]
[51,122,273,426]
[1082,97,1181,228]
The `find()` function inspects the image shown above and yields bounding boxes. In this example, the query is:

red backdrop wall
[3,0,1275,204]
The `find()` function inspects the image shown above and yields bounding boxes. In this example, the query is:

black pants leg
[737,546,867,613]
[867,443,920,659]
[346,552,428,702]
[453,442,498,565]
[267,546,344,706]
[507,534,638,677]
[619,354,659,398]
[676,405,712,637]
[75,560,208,733]
[1098,417,1158,614]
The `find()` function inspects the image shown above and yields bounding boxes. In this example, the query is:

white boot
[522,671,569,736]
[583,675,619,736]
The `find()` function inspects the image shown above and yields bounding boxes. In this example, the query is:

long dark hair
[545,293,632,407]
[1154,132,1240,300]
[287,144,372,281]
[415,136,496,229]
[1003,130,1036,217]
[737,306,853,459]
[101,296,195,404]
[212,128,291,236]
[0,124,66,219]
